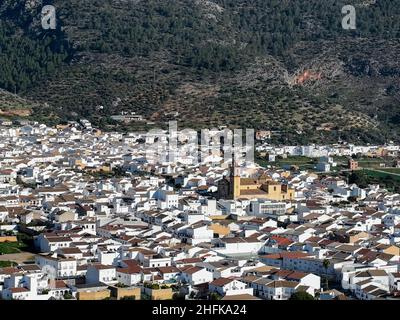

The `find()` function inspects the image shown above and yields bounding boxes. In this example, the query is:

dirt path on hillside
[0,252,35,264]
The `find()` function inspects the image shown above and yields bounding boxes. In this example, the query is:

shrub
[289,292,315,300]
[63,292,73,300]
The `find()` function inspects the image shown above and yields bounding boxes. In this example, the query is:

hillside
[0,89,35,117]
[1,0,400,143]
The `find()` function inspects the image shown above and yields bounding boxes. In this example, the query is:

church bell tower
[230,159,241,199]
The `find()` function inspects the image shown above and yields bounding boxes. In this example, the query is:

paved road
[0,252,35,264]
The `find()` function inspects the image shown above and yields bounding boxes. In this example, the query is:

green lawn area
[355,157,394,169]
[255,158,269,168]
[277,157,318,172]
[376,168,400,174]
[0,261,17,267]
[256,155,324,172]
[363,169,400,181]
[333,156,393,169]
[0,241,27,254]
[277,156,314,164]
[274,156,315,168]
[257,155,398,174]
[333,156,349,162]
[358,161,387,168]
[348,169,400,193]
[358,158,385,162]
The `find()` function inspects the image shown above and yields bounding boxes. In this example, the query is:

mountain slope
[1,0,400,143]
[0,89,35,117]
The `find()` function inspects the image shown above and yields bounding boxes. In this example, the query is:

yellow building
[77,289,110,300]
[109,286,141,300]
[218,163,295,201]
[0,236,18,243]
[143,287,173,300]
[209,222,231,237]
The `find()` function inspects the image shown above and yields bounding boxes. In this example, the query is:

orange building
[348,159,359,170]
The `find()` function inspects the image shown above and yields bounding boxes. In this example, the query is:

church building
[217,163,295,201]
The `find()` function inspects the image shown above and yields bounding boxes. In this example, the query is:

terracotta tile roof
[180,266,203,275]
[54,280,68,289]
[117,265,141,274]
[270,236,293,246]
[175,257,203,264]
[261,251,310,260]
[210,277,235,287]
[157,266,180,274]
[90,264,115,271]
[0,267,19,275]
[266,280,298,288]
[221,294,260,300]
[9,287,29,293]
[47,236,73,243]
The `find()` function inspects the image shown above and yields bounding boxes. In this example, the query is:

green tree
[172,293,185,300]
[63,292,74,300]
[322,259,331,290]
[209,292,222,300]
[348,171,368,188]
[289,291,315,300]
